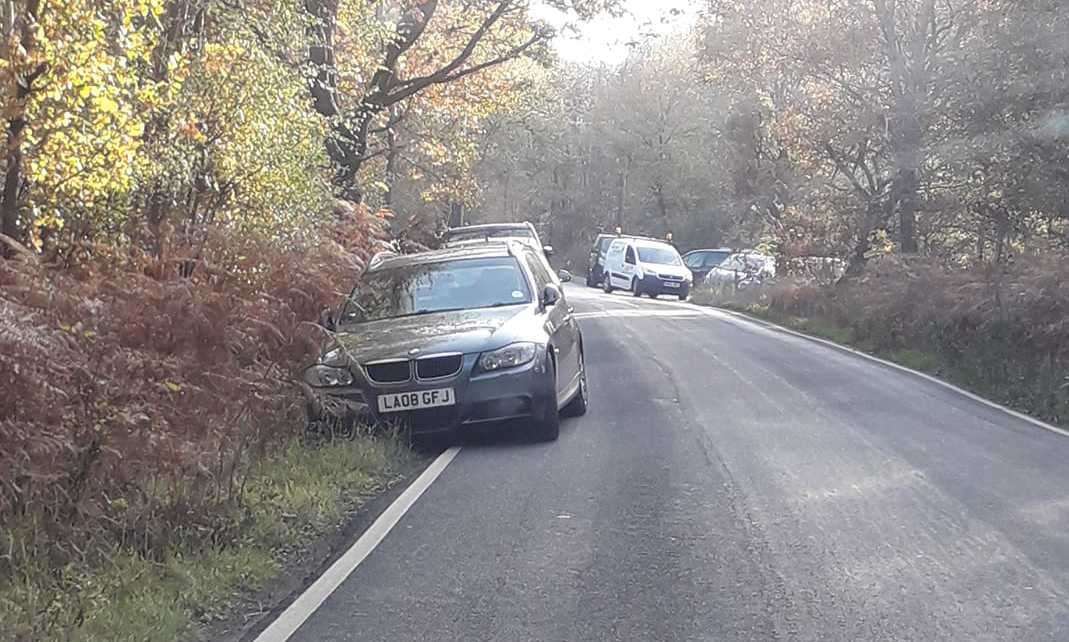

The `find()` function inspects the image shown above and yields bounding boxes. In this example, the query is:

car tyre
[631,278,642,297]
[531,358,561,442]
[561,350,588,418]
[602,276,613,294]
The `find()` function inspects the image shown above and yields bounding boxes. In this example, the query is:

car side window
[684,253,704,269]
[705,253,727,268]
[523,249,553,290]
[624,246,636,265]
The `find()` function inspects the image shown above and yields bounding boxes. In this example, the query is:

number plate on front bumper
[664,281,681,288]
[378,388,455,413]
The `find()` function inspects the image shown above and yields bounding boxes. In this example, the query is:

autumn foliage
[0,203,390,573]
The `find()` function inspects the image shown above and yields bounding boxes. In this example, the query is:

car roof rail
[368,250,397,269]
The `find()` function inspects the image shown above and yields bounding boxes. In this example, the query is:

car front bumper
[639,275,691,297]
[305,352,553,435]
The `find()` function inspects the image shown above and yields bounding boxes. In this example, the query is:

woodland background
[0,0,1067,638]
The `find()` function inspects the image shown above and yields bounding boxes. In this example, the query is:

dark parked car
[304,243,587,443]
[586,233,615,287]
[681,248,733,283]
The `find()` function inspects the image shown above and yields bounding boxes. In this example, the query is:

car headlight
[321,347,346,366]
[478,342,538,372]
[304,364,354,387]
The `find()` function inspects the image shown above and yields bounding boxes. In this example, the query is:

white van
[602,237,693,299]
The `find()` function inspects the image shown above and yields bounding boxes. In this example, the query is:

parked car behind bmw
[681,248,732,283]
[586,233,616,287]
[442,222,553,259]
[704,251,776,289]
[303,242,587,443]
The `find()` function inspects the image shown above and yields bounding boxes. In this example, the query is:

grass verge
[695,293,1066,427]
[0,435,412,642]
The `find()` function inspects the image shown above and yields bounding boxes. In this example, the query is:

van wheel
[631,278,642,297]
[602,276,613,294]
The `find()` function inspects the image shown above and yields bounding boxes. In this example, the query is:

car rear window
[341,257,532,323]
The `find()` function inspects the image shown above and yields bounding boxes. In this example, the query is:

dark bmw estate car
[303,243,587,442]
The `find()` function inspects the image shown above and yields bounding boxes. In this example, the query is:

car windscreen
[636,245,682,266]
[341,257,532,323]
[445,228,534,243]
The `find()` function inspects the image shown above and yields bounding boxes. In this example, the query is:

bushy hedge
[0,203,390,576]
[704,253,1069,425]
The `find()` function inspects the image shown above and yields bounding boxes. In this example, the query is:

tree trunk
[842,199,884,280]
[305,0,339,118]
[1,0,43,253]
[615,156,631,230]
[893,119,921,254]
[448,202,464,227]
[873,0,933,255]
[1,117,25,247]
[653,183,670,233]
[502,170,511,219]
[383,109,400,209]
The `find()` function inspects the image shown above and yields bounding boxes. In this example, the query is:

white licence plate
[378,388,455,413]
[664,281,681,288]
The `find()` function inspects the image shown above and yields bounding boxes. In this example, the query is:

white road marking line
[574,310,702,320]
[701,305,1069,440]
[254,446,462,642]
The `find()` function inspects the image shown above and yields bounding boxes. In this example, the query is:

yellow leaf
[93,94,119,115]
[163,381,181,393]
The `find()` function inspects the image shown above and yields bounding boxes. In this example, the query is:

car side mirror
[541,283,562,309]
[557,269,572,283]
[543,245,554,257]
[318,308,337,331]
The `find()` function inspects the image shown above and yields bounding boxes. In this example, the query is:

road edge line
[253,446,462,642]
[700,304,1069,440]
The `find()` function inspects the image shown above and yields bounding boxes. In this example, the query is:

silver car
[442,222,554,258]
[303,242,587,443]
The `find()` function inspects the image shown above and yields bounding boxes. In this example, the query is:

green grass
[886,349,942,374]
[0,435,410,642]
[704,296,941,379]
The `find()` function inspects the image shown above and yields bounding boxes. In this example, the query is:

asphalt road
[280,285,1069,641]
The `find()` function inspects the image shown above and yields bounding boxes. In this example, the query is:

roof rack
[368,250,397,269]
